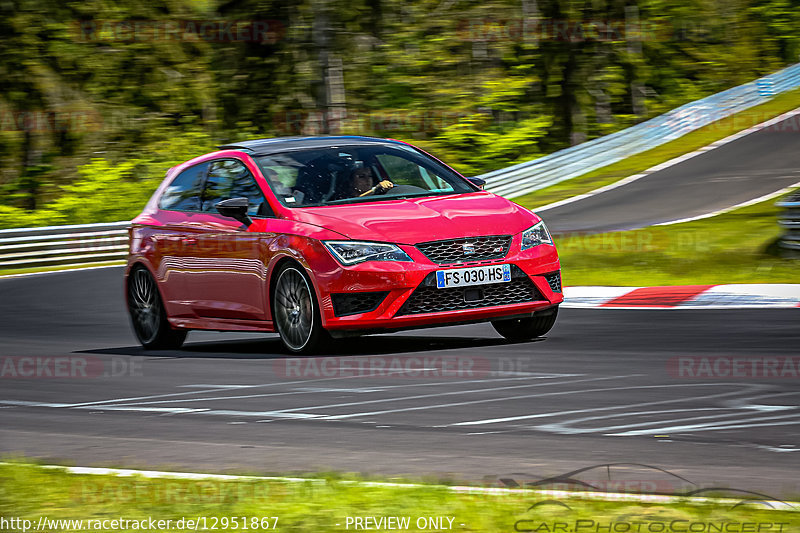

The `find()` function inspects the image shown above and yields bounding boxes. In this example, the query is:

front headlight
[323,240,413,265]
[520,221,553,250]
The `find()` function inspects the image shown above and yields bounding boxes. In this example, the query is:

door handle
[182,237,198,245]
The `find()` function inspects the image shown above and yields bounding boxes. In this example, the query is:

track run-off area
[1,267,798,494]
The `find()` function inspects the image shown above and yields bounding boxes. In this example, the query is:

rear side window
[159,163,208,211]
[201,159,270,217]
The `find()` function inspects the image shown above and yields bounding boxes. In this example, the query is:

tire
[272,264,331,354]
[491,306,558,342]
[127,266,187,349]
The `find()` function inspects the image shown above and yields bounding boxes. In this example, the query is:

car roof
[217,136,406,156]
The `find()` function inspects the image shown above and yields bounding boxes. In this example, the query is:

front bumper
[312,234,563,332]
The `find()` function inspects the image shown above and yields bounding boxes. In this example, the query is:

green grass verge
[0,260,125,278]
[514,88,800,210]
[558,192,799,287]
[1,462,798,533]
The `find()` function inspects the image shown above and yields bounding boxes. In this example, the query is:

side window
[202,159,270,217]
[158,163,208,211]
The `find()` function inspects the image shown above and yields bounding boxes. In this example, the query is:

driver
[350,167,394,197]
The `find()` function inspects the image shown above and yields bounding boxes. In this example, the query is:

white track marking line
[603,410,800,435]
[58,371,457,408]
[55,367,577,408]
[193,409,323,419]
[319,376,669,420]
[60,387,291,408]
[92,373,580,408]
[725,390,800,408]
[266,375,635,416]
[103,389,348,407]
[533,108,800,213]
[179,384,255,389]
[610,413,800,436]
[653,180,800,226]
[538,406,798,435]
[537,389,800,433]
[451,383,764,426]
[0,401,321,419]
[0,400,74,408]
[293,387,382,393]
[0,263,124,280]
[81,406,212,414]
[19,376,623,420]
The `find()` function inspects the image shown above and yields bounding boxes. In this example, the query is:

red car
[125,136,563,353]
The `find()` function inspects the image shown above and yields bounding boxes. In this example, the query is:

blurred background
[1,0,800,498]
[1,0,799,228]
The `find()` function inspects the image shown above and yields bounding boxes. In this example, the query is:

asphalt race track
[540,111,800,233]
[1,268,799,494]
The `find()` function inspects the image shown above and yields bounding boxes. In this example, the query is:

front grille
[397,265,543,315]
[544,270,562,292]
[331,291,389,317]
[416,235,512,265]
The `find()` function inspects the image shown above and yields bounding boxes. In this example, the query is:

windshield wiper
[390,191,455,200]
[322,191,456,206]
[322,196,392,206]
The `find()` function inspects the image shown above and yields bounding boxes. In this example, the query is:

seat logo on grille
[462,243,476,255]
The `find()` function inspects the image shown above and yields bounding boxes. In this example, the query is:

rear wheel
[492,306,558,341]
[127,266,187,349]
[272,264,331,354]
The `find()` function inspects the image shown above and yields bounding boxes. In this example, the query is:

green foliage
[0,131,216,228]
[435,114,552,176]
[0,206,42,229]
[0,0,799,227]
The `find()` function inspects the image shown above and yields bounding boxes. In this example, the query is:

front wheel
[272,264,331,354]
[127,266,187,349]
[492,306,558,342]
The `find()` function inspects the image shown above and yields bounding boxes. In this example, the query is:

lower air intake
[544,271,562,293]
[331,291,389,317]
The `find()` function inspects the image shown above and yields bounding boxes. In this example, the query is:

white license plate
[435,264,511,289]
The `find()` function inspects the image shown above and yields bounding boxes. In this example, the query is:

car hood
[289,192,539,244]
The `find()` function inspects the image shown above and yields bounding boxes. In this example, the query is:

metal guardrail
[0,221,129,271]
[776,191,800,254]
[481,62,800,199]
[3,63,800,272]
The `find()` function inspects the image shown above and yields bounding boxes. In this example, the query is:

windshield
[254,143,476,207]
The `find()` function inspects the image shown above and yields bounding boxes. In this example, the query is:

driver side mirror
[466,176,486,189]
[215,197,253,227]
